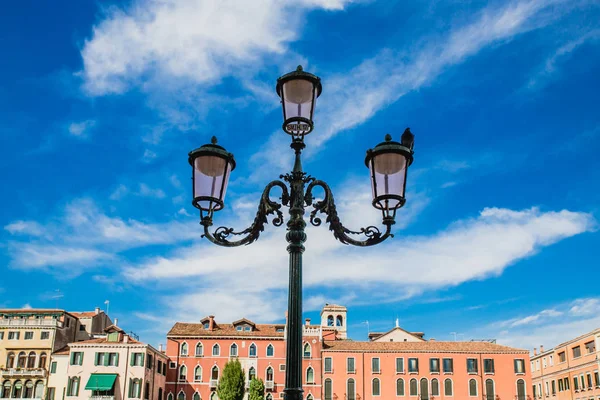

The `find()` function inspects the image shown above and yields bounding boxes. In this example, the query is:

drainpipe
[479,353,484,399]
[123,346,131,400]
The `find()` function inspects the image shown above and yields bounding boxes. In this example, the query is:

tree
[217,359,245,400]
[248,378,265,400]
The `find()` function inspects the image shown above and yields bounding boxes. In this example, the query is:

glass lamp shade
[276,65,322,137]
[365,130,415,216]
[188,137,236,213]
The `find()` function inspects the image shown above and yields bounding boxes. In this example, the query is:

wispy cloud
[110,183,166,200]
[68,119,96,139]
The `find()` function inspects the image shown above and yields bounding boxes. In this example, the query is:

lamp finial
[211,136,218,144]
[296,65,303,71]
[384,134,392,142]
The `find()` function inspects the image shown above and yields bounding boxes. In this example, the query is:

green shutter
[104,352,109,366]
[94,353,99,366]
[79,353,83,365]
[70,353,74,365]
[128,379,133,398]
[140,353,145,367]
[130,353,135,366]
[137,380,142,398]
[75,378,80,396]
[67,378,72,395]
[115,353,119,366]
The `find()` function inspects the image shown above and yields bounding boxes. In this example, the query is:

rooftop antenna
[361,320,370,334]
[51,289,64,309]
[395,316,400,328]
[104,300,110,316]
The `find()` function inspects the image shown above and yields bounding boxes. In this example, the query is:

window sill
[372,371,381,374]
[467,372,478,375]
[515,373,525,376]
[443,372,453,375]
[408,372,419,375]
[484,372,495,375]
[395,371,405,374]
[347,371,356,374]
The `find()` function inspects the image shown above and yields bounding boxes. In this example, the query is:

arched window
[230,343,238,357]
[211,366,219,381]
[336,316,343,326]
[24,380,34,398]
[38,353,47,369]
[34,381,44,398]
[517,379,526,400]
[372,378,380,396]
[420,378,429,400]
[249,367,256,381]
[67,377,80,397]
[485,379,495,400]
[13,380,23,398]
[177,390,185,400]
[396,378,405,395]
[265,395,273,400]
[193,393,200,400]
[180,342,188,356]
[306,367,314,384]
[409,378,418,396]
[431,378,439,396]
[158,388,163,400]
[179,365,187,382]
[18,351,27,368]
[327,315,334,326]
[306,395,314,400]
[210,393,217,400]
[167,393,174,400]
[469,379,478,396]
[266,367,274,382]
[303,343,311,358]
[324,379,332,400]
[195,343,203,357]
[444,378,453,396]
[194,366,202,382]
[266,344,274,357]
[347,378,355,400]
[212,344,220,356]
[6,352,15,368]
[27,352,36,369]
[1,381,11,399]
[249,343,257,357]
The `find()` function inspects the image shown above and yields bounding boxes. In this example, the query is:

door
[420,378,429,400]
[485,379,495,400]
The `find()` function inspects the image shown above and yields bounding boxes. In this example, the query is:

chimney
[208,315,215,331]
[159,344,163,352]
[305,318,311,326]
[123,334,129,343]
[533,347,537,356]
[95,307,100,315]
[540,345,544,353]
[114,318,118,327]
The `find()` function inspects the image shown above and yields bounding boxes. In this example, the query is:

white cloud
[109,184,128,200]
[496,309,563,328]
[22,303,32,309]
[142,149,157,162]
[4,220,45,236]
[138,183,166,199]
[569,298,600,316]
[68,120,96,138]
[80,0,354,95]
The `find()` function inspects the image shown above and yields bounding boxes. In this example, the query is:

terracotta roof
[322,340,528,354]
[53,345,70,355]
[71,311,100,318]
[168,322,285,337]
[232,318,256,327]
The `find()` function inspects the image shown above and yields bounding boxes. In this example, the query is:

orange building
[165,304,531,400]
[531,328,600,399]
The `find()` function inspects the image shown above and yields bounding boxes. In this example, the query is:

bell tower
[320,304,348,339]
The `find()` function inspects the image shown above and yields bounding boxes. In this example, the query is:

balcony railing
[0,319,61,328]
[209,380,218,388]
[265,381,274,390]
[90,396,115,400]
[0,368,47,378]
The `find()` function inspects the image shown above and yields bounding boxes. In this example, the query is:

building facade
[47,326,168,400]
[166,304,532,400]
[0,308,111,400]
[531,329,600,400]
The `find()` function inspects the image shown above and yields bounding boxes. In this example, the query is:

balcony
[265,381,274,390]
[90,397,115,400]
[209,380,218,389]
[0,368,47,378]
[0,319,61,328]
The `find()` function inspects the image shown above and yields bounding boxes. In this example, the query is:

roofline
[167,335,285,340]
[322,349,530,354]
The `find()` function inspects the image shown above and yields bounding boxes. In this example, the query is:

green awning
[85,374,118,391]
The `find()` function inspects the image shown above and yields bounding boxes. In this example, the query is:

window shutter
[79,353,83,365]
[104,352,109,366]
[94,353,98,366]
[115,353,119,366]
[70,353,74,365]
[129,379,133,398]
[137,380,142,398]
[75,378,80,396]
[130,353,135,366]
[67,378,72,395]
[141,353,145,367]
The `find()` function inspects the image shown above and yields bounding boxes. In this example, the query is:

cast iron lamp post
[188,66,415,400]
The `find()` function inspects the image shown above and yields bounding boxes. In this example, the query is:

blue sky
[1,0,600,350]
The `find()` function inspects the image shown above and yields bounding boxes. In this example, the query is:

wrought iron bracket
[304,180,394,247]
[200,180,290,247]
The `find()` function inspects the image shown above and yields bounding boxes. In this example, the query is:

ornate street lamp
[188,66,415,400]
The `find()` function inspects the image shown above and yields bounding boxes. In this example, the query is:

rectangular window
[395,358,404,373]
[549,355,553,366]
[157,360,162,373]
[585,341,596,354]
[71,352,84,366]
[551,380,556,395]
[8,331,19,340]
[24,331,34,340]
[51,362,57,374]
[347,357,355,373]
[109,352,118,366]
[47,388,56,400]
[429,358,440,373]
[96,352,106,366]
[558,351,566,362]
[533,384,537,398]
[594,371,599,387]
[564,377,569,390]
[586,373,592,388]
[572,346,581,358]
[279,364,286,372]
[169,362,176,369]
[443,358,453,373]
[0,332,3,340]
[408,358,418,373]
[573,376,579,390]
[483,358,495,374]
[580,374,585,389]
[467,358,478,374]
[558,379,563,392]
[324,357,332,373]
[132,353,144,366]
[514,359,525,374]
[371,357,380,373]
[79,324,86,331]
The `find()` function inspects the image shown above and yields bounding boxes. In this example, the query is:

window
[203,321,209,329]
[24,380,33,398]
[594,371,599,387]
[212,344,220,356]
[279,364,285,372]
[580,374,585,389]
[306,367,314,384]
[47,387,55,400]
[0,332,3,340]
[303,343,311,358]
[18,352,26,368]
[347,378,355,400]
[129,380,142,399]
[266,367,274,382]
[158,388,163,400]
[483,359,495,374]
[71,352,83,366]
[1,381,11,399]
[469,379,477,396]
[586,373,593,388]
[194,366,202,382]
[324,379,332,400]
[210,393,217,400]
[131,353,144,366]
[50,361,57,373]
[514,359,526,374]
[211,366,219,381]
[249,344,257,357]
[27,352,37,368]
[347,357,355,373]
[549,355,553,366]
[169,362,176,369]
[67,377,80,397]
[552,380,556,395]
[236,326,242,331]
[144,382,150,400]
[517,379,526,400]
[146,353,153,369]
[79,324,86,332]
[8,332,19,340]
[176,391,184,400]
[558,351,566,362]
[327,316,334,327]
[157,360,162,373]
[96,352,106,366]
[24,332,34,340]
[485,379,494,400]
[324,357,332,373]
[542,357,547,368]
[408,358,418,373]
[558,379,564,392]
[409,379,418,396]
[180,343,188,356]
[467,358,478,374]
[372,357,380,373]
[336,315,343,326]
[230,343,238,357]
[431,378,439,396]
[37,352,47,369]
[6,352,15,368]
[444,378,453,396]
[266,344,274,357]
[12,380,23,398]
[396,379,405,396]
[195,343,203,357]
[430,358,440,373]
[372,378,380,396]
[167,393,174,400]
[443,358,453,373]
[585,341,596,354]
[179,365,187,382]
[545,381,549,395]
[193,393,200,400]
[573,346,582,358]
[249,367,256,381]
[573,376,579,391]
[396,357,404,373]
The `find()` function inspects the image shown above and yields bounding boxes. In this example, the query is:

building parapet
[302,326,321,337]
[0,368,48,378]
[0,319,62,328]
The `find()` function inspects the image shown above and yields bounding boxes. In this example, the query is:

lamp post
[188,65,415,400]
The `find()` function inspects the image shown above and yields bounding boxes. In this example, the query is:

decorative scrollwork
[305,180,394,247]
[201,180,289,247]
